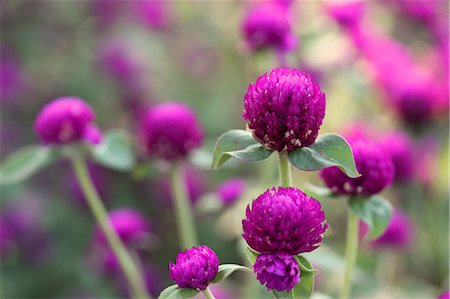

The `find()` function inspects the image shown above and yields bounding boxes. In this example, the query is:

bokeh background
[1,0,449,298]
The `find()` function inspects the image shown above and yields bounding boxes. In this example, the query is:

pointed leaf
[288,133,359,178]
[0,145,57,186]
[158,285,199,299]
[90,129,136,171]
[211,130,272,169]
[244,246,259,265]
[349,195,393,240]
[212,264,251,283]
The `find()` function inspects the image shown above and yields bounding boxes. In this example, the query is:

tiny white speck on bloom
[344,182,353,192]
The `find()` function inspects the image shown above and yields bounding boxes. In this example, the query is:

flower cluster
[242,187,327,291]
[243,68,326,152]
[169,245,219,290]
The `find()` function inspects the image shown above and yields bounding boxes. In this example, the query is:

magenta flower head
[379,131,414,181]
[242,4,297,53]
[242,187,327,254]
[139,102,203,161]
[438,291,450,299]
[169,245,219,290]
[326,0,366,29]
[243,68,326,152]
[94,208,151,247]
[320,140,394,196]
[369,209,413,249]
[34,97,97,145]
[216,178,247,205]
[254,252,300,291]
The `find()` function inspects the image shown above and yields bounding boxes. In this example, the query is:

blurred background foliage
[0,1,449,298]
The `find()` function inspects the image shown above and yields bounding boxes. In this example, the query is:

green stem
[202,287,216,299]
[70,155,151,299]
[340,208,359,299]
[169,162,198,249]
[278,151,292,187]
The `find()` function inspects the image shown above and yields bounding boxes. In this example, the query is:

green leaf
[288,133,359,178]
[90,129,136,171]
[0,145,57,186]
[158,285,199,299]
[212,264,251,283]
[349,195,393,240]
[244,246,259,265]
[211,130,273,170]
[272,256,315,299]
[303,183,336,200]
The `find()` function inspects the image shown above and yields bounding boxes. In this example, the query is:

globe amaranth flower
[242,187,327,254]
[139,102,203,161]
[243,68,326,152]
[361,209,414,249]
[216,178,247,205]
[34,97,99,145]
[254,252,300,291]
[438,291,450,299]
[93,208,151,248]
[242,4,297,52]
[379,131,414,181]
[320,140,394,196]
[326,0,366,29]
[169,245,219,290]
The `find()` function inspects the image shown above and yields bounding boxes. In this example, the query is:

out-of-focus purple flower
[254,252,300,291]
[0,217,13,258]
[216,178,247,205]
[414,135,440,187]
[98,41,140,83]
[0,51,24,102]
[379,131,414,182]
[169,245,219,290]
[361,209,414,249]
[93,208,151,248]
[242,3,297,53]
[83,125,103,145]
[90,0,127,28]
[69,162,107,207]
[437,291,450,299]
[387,0,440,24]
[133,0,170,30]
[139,102,204,161]
[242,187,327,254]
[155,168,206,206]
[325,0,366,29]
[321,140,394,196]
[243,68,326,152]
[34,97,97,145]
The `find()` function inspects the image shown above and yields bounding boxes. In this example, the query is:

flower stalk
[340,207,359,299]
[169,162,198,249]
[70,154,150,299]
[202,287,217,299]
[278,150,292,187]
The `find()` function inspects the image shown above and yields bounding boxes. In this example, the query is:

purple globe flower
[139,102,203,161]
[83,125,103,145]
[362,209,414,249]
[320,140,394,196]
[242,3,297,52]
[379,132,414,181]
[242,187,327,254]
[243,68,326,152]
[93,208,151,248]
[216,178,247,205]
[169,245,219,290]
[438,291,450,299]
[34,97,96,145]
[326,0,366,29]
[254,252,300,291]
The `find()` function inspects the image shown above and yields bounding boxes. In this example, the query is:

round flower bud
[242,187,327,255]
[139,102,203,161]
[216,178,247,205]
[320,140,394,196]
[379,132,414,181]
[254,252,300,291]
[242,3,297,52]
[34,97,95,145]
[243,68,326,152]
[93,208,151,247]
[169,245,219,290]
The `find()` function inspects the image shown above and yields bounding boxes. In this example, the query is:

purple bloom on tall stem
[216,178,247,205]
[169,245,219,290]
[242,3,297,53]
[34,97,98,145]
[379,131,414,182]
[242,187,327,255]
[243,68,326,152]
[139,102,203,161]
[320,140,394,196]
[254,252,300,291]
